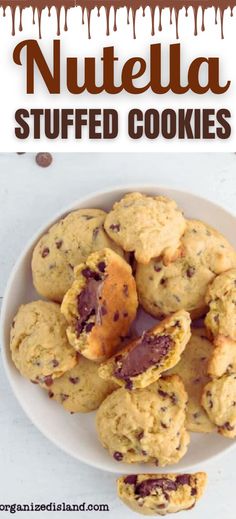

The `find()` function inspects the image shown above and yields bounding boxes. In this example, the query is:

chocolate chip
[174,295,181,302]
[170,393,178,405]
[158,390,169,398]
[35,152,53,168]
[44,375,53,387]
[176,474,191,486]
[223,422,234,431]
[41,247,50,258]
[191,488,197,496]
[83,215,94,220]
[186,266,195,278]
[69,376,79,384]
[52,359,59,368]
[123,311,128,318]
[113,311,119,322]
[97,261,106,273]
[56,239,63,249]
[85,322,95,333]
[124,475,137,485]
[123,284,129,296]
[125,379,133,390]
[161,422,168,429]
[61,393,69,402]
[101,305,107,316]
[81,268,101,281]
[136,431,144,440]
[160,278,167,285]
[110,223,120,232]
[48,390,54,398]
[93,227,100,239]
[113,451,123,461]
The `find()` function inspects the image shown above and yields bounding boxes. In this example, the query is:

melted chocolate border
[0,1,235,39]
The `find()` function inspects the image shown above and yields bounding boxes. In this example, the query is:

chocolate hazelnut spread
[135,478,177,497]
[0,1,235,40]
[76,276,103,335]
[133,474,192,497]
[114,333,173,380]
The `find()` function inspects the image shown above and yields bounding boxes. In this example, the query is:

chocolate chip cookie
[136,219,236,319]
[32,209,123,302]
[201,374,236,438]
[205,269,236,341]
[96,375,189,465]
[117,472,207,515]
[98,310,191,390]
[42,355,117,413]
[167,328,215,432]
[104,192,186,264]
[10,301,77,384]
[61,248,138,362]
[208,335,236,378]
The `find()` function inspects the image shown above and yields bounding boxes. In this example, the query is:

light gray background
[0,152,236,518]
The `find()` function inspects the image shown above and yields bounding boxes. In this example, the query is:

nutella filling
[76,273,103,335]
[114,333,173,380]
[135,478,177,497]
[134,475,191,497]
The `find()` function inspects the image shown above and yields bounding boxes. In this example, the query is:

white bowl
[1,185,236,474]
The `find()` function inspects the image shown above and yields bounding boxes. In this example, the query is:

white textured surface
[0,152,236,518]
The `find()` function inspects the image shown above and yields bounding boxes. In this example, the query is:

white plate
[1,185,236,474]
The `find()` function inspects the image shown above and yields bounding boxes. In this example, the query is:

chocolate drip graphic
[0,1,236,39]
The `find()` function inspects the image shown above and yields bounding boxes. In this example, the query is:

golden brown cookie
[205,269,236,341]
[99,310,191,390]
[96,375,189,466]
[208,335,236,378]
[201,374,236,438]
[42,355,117,413]
[104,192,185,264]
[61,248,138,362]
[117,472,207,516]
[136,219,236,319]
[167,328,215,433]
[32,209,123,302]
[10,301,77,384]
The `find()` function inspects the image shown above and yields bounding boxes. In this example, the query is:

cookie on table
[10,301,77,384]
[42,355,117,413]
[167,328,215,433]
[136,219,236,319]
[104,192,186,264]
[32,209,123,303]
[96,375,189,466]
[205,269,236,341]
[61,248,138,362]
[98,310,191,390]
[201,374,236,438]
[208,335,236,378]
[117,472,207,516]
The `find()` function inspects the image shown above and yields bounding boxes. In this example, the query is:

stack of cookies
[10,192,236,516]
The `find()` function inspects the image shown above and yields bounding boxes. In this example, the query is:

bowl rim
[1,183,236,473]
